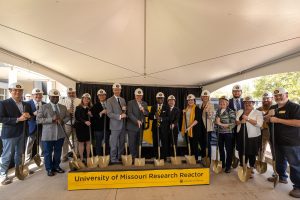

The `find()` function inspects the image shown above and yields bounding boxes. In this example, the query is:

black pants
[238,152,256,167]
[152,126,169,159]
[218,133,233,170]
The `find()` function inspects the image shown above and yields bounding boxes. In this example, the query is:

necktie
[36,103,40,111]
[54,104,60,115]
[236,99,241,111]
[157,105,162,127]
[70,99,74,122]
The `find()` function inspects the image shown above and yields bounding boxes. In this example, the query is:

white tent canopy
[0,0,300,91]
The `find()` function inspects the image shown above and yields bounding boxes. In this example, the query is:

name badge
[279,110,286,114]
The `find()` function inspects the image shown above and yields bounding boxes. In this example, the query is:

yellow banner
[68,168,209,190]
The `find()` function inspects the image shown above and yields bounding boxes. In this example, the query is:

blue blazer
[27,99,46,136]
[229,98,244,112]
[0,98,32,139]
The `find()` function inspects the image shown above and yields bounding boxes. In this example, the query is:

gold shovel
[33,116,41,167]
[170,125,181,165]
[134,122,145,166]
[238,123,251,182]
[212,126,222,174]
[122,133,133,166]
[87,116,98,168]
[255,133,267,174]
[183,112,196,165]
[98,114,110,168]
[154,125,164,166]
[202,112,210,168]
[15,112,30,180]
[58,122,82,170]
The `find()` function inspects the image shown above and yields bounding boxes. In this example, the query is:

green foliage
[253,72,300,103]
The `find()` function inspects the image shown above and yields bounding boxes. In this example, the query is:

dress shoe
[267,176,288,184]
[289,188,300,198]
[0,176,12,185]
[53,167,65,173]
[225,168,231,173]
[47,170,55,176]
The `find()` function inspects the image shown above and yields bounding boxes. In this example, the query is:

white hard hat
[156,92,165,98]
[219,95,229,101]
[167,95,176,101]
[67,87,76,93]
[262,91,273,98]
[232,84,242,91]
[243,96,255,102]
[97,89,107,95]
[9,82,24,90]
[48,89,60,97]
[32,88,43,95]
[134,88,143,96]
[112,83,122,89]
[201,90,210,97]
[273,87,288,95]
[81,93,91,99]
[186,94,196,100]
[25,93,31,98]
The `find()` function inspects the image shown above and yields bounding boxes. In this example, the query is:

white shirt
[50,102,60,113]
[236,109,263,138]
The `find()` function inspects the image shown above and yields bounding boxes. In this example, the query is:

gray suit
[106,96,126,162]
[37,103,70,141]
[127,100,149,158]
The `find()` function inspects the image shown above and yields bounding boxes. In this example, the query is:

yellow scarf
[181,104,196,137]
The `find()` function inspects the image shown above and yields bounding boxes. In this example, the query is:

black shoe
[53,167,65,173]
[225,168,231,173]
[47,170,55,176]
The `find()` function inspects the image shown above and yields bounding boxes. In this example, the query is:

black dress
[75,105,91,142]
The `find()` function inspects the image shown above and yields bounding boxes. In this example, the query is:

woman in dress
[75,93,93,163]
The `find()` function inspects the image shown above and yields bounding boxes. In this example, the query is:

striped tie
[157,105,162,127]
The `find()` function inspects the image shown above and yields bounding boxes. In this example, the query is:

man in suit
[91,89,110,156]
[37,89,70,176]
[106,83,127,163]
[0,82,31,185]
[59,87,81,162]
[167,95,180,158]
[229,84,244,168]
[25,88,46,162]
[127,88,149,159]
[149,92,169,160]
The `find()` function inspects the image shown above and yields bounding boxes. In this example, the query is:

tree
[253,72,300,103]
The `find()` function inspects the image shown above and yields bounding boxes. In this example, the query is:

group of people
[0,82,299,198]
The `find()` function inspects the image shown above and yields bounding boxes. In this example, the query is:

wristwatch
[247,118,250,121]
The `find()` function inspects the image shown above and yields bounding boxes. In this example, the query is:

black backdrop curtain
[76,83,202,110]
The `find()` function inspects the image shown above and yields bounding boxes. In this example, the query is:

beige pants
[62,124,78,159]
[261,128,270,161]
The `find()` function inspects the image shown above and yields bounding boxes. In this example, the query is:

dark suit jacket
[229,98,244,111]
[28,99,46,136]
[0,98,32,139]
[127,99,149,132]
[149,104,169,132]
[91,102,110,132]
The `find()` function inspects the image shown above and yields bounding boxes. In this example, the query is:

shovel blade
[33,154,42,167]
[202,157,211,168]
[232,156,239,169]
[134,158,146,166]
[121,155,133,166]
[98,155,110,168]
[170,157,182,165]
[77,160,86,168]
[86,157,94,168]
[185,155,196,165]
[154,159,165,166]
[212,160,223,174]
[255,160,267,174]
[69,161,79,171]
[92,156,99,168]
[238,166,251,182]
[15,166,25,180]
